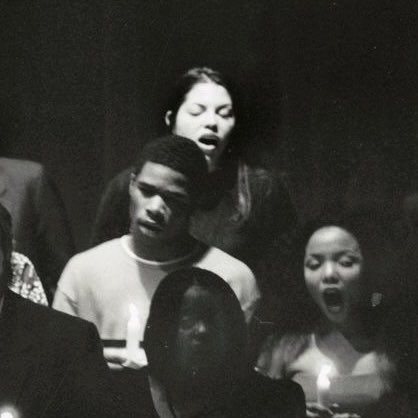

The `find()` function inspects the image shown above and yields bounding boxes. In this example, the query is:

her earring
[370,292,383,307]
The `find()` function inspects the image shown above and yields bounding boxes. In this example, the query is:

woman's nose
[203,111,217,129]
[322,262,339,283]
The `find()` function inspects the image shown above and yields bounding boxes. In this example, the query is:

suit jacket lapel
[0,291,36,407]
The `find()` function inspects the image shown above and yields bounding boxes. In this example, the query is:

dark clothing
[91,168,131,248]
[91,163,296,293]
[112,368,157,417]
[0,290,120,417]
[231,370,306,418]
[190,164,296,275]
[117,367,305,417]
[0,158,74,295]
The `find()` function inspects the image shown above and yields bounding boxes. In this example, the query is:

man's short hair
[132,135,208,201]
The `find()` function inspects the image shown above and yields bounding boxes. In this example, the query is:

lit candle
[316,364,331,407]
[126,303,141,362]
[0,409,16,418]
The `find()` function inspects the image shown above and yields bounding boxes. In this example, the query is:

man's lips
[138,221,163,232]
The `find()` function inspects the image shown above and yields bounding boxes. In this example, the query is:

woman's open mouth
[198,134,219,149]
[322,288,344,313]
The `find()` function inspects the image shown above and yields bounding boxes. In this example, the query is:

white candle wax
[316,364,331,407]
[126,303,141,362]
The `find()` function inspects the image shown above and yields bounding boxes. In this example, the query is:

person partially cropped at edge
[257,208,418,417]
[0,157,74,298]
[54,135,259,369]
[0,202,120,417]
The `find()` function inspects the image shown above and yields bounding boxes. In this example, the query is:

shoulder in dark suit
[0,158,74,295]
[0,290,121,417]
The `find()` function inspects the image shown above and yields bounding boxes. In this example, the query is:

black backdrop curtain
[1,0,417,249]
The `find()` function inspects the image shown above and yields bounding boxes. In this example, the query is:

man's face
[129,162,193,244]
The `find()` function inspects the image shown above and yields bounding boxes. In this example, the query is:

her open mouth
[323,288,344,313]
[199,135,219,147]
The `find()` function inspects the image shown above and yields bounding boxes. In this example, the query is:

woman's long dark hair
[143,267,248,389]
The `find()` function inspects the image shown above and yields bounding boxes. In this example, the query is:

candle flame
[317,364,331,389]
[0,407,18,418]
[128,303,138,318]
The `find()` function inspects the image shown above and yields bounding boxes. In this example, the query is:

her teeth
[200,138,217,146]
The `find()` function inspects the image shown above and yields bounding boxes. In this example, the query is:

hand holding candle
[316,364,331,407]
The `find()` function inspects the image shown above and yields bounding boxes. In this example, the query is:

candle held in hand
[316,364,331,407]
[126,303,141,362]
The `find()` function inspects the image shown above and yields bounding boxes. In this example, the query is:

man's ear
[164,110,173,128]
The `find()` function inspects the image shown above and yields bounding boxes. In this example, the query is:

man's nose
[146,195,165,218]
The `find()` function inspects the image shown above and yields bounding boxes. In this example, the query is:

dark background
[1,0,417,250]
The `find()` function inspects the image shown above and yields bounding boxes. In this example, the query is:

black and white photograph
[0,1,417,416]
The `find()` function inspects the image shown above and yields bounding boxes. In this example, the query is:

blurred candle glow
[0,405,19,418]
[126,303,141,362]
[316,364,331,407]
